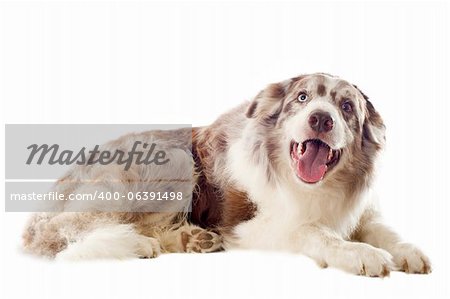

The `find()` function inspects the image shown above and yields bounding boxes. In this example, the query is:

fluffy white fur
[56,224,160,260]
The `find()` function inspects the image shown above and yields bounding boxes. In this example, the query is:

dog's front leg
[296,224,394,277]
[353,209,432,274]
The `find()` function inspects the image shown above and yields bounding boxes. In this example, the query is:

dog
[23,73,431,277]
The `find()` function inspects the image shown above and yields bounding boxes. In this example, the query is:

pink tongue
[297,141,329,183]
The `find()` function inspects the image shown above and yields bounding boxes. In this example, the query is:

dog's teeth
[327,149,333,161]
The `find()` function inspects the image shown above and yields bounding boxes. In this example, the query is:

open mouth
[290,139,341,184]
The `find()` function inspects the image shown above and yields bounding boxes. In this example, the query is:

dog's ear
[354,85,386,151]
[246,81,291,125]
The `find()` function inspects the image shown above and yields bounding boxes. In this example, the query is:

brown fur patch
[220,188,257,234]
[265,83,286,98]
[190,135,223,228]
[191,126,257,231]
[246,100,258,118]
[262,97,285,126]
[330,90,337,101]
[362,99,385,151]
[317,84,326,96]
[282,100,294,114]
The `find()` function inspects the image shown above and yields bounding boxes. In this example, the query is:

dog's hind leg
[22,212,67,258]
[56,223,162,260]
[23,212,163,260]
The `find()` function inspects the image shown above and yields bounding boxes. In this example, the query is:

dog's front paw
[333,243,394,277]
[181,228,223,253]
[390,243,432,274]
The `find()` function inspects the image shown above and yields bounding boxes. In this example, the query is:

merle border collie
[23,73,431,277]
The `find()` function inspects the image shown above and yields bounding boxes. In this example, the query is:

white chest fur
[225,137,370,252]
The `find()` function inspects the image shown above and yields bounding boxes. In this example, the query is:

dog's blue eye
[341,101,353,113]
[298,92,308,102]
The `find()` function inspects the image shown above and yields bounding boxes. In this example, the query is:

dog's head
[246,73,385,187]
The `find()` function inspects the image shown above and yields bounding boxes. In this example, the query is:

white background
[1,1,449,298]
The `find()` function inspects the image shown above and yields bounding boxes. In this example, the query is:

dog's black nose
[309,111,334,133]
